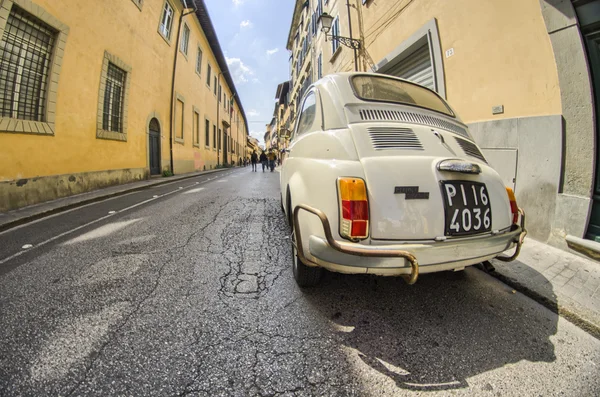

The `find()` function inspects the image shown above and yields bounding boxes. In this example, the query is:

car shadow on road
[302,267,558,391]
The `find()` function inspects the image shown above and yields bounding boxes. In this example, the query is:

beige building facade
[286,0,600,255]
[0,0,248,211]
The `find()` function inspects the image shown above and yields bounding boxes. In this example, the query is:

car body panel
[281,72,522,276]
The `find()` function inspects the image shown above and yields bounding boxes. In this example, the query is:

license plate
[441,181,492,236]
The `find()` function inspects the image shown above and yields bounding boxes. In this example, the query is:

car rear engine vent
[455,137,487,162]
[368,127,423,151]
[359,108,470,139]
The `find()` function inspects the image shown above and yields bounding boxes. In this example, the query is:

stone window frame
[179,22,190,59]
[157,0,175,46]
[0,0,69,136]
[130,0,143,11]
[96,51,132,141]
[192,106,200,148]
[204,116,210,149]
[174,92,185,145]
[373,18,447,99]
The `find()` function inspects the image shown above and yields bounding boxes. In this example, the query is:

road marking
[0,172,233,265]
[0,171,242,238]
[21,244,33,249]
[108,211,116,214]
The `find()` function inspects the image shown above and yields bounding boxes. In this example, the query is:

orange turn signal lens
[339,178,367,201]
[506,187,518,224]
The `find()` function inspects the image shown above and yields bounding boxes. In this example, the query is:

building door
[574,0,600,240]
[223,128,228,164]
[383,42,434,91]
[148,118,161,176]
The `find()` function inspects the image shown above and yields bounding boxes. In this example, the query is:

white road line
[0,172,228,265]
[0,172,230,237]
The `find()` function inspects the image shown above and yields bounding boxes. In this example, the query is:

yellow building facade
[0,0,248,211]
[286,0,599,254]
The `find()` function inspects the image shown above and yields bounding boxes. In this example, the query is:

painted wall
[0,0,248,211]
[172,12,246,173]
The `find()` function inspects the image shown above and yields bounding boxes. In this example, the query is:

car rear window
[351,75,455,117]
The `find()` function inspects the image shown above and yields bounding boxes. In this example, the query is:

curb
[488,269,600,340]
[0,168,233,233]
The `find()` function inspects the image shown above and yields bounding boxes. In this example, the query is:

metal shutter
[385,44,434,91]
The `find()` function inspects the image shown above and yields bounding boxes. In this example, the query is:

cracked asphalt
[1,167,599,396]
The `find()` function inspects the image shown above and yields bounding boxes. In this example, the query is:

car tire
[288,192,322,287]
[291,229,322,287]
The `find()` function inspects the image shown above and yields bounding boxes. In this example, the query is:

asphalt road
[0,167,599,396]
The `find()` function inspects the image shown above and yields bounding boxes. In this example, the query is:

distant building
[0,0,248,211]
[285,0,600,255]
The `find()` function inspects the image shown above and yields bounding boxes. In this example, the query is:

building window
[159,1,174,41]
[102,63,126,132]
[213,124,216,148]
[196,47,203,75]
[175,96,184,143]
[180,23,190,55]
[224,94,227,109]
[96,51,132,141]
[331,16,340,54]
[214,77,217,95]
[218,84,222,102]
[317,52,323,79]
[130,0,143,10]
[193,108,200,146]
[207,64,212,86]
[0,6,56,123]
[218,128,221,148]
[205,118,210,147]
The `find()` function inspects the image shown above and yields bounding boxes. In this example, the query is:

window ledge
[179,49,188,61]
[97,129,127,141]
[158,29,172,46]
[193,143,200,148]
[330,46,342,63]
[0,118,55,135]
[130,0,143,11]
[174,137,184,145]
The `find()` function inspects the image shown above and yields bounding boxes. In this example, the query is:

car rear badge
[394,186,430,200]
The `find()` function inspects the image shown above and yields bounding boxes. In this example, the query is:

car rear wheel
[288,193,322,287]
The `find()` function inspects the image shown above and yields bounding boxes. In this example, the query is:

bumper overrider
[293,204,527,285]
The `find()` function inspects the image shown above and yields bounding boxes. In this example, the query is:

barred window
[102,63,126,132]
[196,47,202,75]
[0,6,56,121]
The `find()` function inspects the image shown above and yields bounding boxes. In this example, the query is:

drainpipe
[168,1,196,175]
[346,0,358,72]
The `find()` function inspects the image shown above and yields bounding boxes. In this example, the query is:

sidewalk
[0,167,231,232]
[490,238,600,338]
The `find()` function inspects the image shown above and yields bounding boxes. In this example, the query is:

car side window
[295,92,318,137]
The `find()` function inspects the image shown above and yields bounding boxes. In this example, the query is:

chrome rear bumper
[293,205,526,285]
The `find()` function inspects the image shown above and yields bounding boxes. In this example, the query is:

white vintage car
[280,73,526,287]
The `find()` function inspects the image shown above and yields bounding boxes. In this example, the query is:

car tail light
[506,187,518,224]
[338,178,369,240]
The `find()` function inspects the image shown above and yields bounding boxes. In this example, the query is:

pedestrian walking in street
[250,151,258,172]
[267,150,276,172]
[259,151,268,172]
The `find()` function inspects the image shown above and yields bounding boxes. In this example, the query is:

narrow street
[0,167,599,396]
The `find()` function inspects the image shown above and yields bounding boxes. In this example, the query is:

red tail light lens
[506,187,518,224]
[338,178,369,240]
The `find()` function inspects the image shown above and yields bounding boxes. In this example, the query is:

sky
[204,0,295,147]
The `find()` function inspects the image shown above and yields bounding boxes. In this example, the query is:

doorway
[149,118,161,176]
[574,0,600,240]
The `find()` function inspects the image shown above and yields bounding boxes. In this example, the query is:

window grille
[0,6,56,121]
[102,63,126,132]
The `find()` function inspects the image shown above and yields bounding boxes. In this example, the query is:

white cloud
[232,0,245,7]
[266,48,279,56]
[250,130,265,146]
[252,78,260,84]
[225,57,254,85]
[247,109,260,117]
[240,20,253,29]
